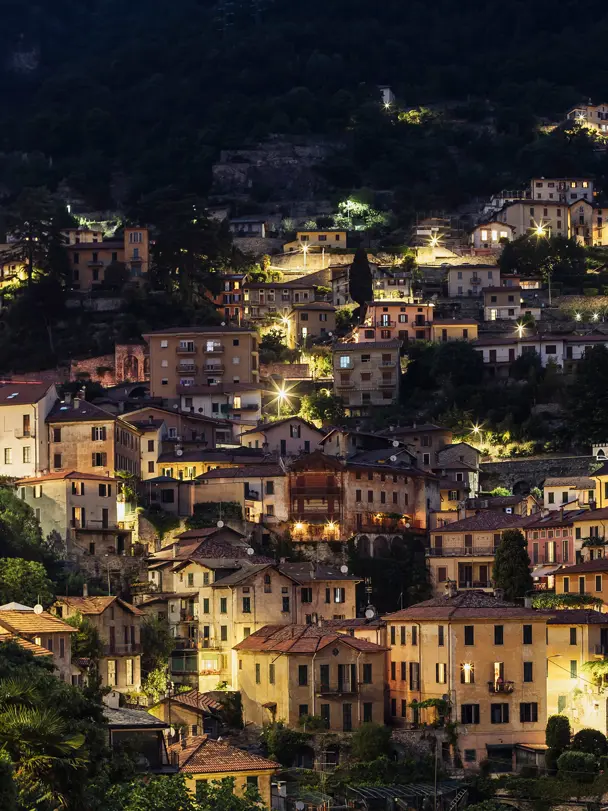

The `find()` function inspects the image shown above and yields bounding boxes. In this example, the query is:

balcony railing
[103,643,142,656]
[488,681,515,694]
[179,610,197,622]
[15,428,35,439]
[594,645,608,656]
[172,638,198,650]
[176,346,196,355]
[204,364,225,373]
[176,364,197,373]
[317,683,358,695]
[379,360,397,367]
[428,546,497,557]
[459,580,492,589]
[291,486,341,496]
[336,380,355,388]
[205,345,224,354]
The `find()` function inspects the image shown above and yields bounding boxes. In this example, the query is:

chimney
[74,398,81,410]
[172,544,177,558]
[445,581,457,598]
[148,415,154,424]
[64,392,72,405]
[494,587,504,601]
[83,583,88,598]
[524,595,532,608]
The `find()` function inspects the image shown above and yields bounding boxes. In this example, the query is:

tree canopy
[492,529,533,601]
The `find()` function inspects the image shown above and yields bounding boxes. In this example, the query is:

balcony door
[464,534,473,553]
[459,564,473,587]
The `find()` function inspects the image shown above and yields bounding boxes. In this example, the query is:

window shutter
[102,453,107,466]
[92,453,96,466]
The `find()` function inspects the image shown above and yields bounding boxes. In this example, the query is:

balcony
[229,403,259,412]
[14,428,35,439]
[459,580,492,589]
[172,638,198,650]
[488,680,515,694]
[594,645,608,657]
[374,320,396,327]
[336,380,355,388]
[204,364,225,373]
[245,489,261,501]
[379,360,397,367]
[427,546,496,557]
[103,643,142,656]
[179,610,198,622]
[379,379,395,388]
[205,345,224,354]
[176,346,196,355]
[291,486,341,497]
[317,683,358,696]
[176,364,197,373]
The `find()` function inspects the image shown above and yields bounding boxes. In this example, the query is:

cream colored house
[235,624,386,730]
[53,595,142,692]
[543,477,596,511]
[17,470,131,559]
[240,417,324,457]
[385,589,548,769]
[0,604,77,682]
[470,222,514,250]
[286,302,336,348]
[196,464,289,524]
[0,381,58,478]
[284,230,347,252]
[567,104,608,131]
[447,265,499,298]
[333,339,401,415]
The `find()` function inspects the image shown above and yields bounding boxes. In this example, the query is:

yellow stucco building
[234,623,387,731]
[384,589,548,770]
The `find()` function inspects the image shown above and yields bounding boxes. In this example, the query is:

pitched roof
[0,381,54,405]
[278,563,360,583]
[144,326,256,336]
[571,507,608,522]
[334,339,402,351]
[55,596,143,616]
[212,564,278,588]
[103,706,168,729]
[240,416,322,436]
[175,527,246,541]
[0,608,77,635]
[554,559,608,574]
[170,736,279,774]
[430,512,534,533]
[525,510,588,530]
[46,399,116,423]
[0,627,54,656]
[234,624,387,654]
[466,495,526,508]
[158,449,266,464]
[17,470,117,485]
[547,609,608,625]
[383,590,543,621]
[169,690,223,714]
[197,465,285,480]
[543,477,596,488]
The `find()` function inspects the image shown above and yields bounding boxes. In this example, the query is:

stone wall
[70,343,148,386]
[480,455,594,493]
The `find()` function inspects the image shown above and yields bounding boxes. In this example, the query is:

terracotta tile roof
[383,590,543,621]
[544,477,596,488]
[0,627,54,656]
[17,470,117,484]
[240,416,322,436]
[170,736,279,774]
[466,495,526,508]
[176,527,245,541]
[321,617,385,629]
[334,339,402,350]
[171,690,223,714]
[525,511,585,529]
[55,596,143,616]
[46,399,116,423]
[234,624,387,654]
[144,326,257,336]
[554,559,608,574]
[198,465,285,480]
[547,609,608,625]
[0,608,77,635]
[571,507,608,521]
[430,512,535,533]
[158,449,266,464]
[278,563,360,583]
[0,381,55,405]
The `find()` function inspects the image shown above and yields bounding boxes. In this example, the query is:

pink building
[356,301,434,343]
[525,512,577,568]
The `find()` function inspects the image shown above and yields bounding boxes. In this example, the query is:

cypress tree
[349,247,373,312]
[492,528,532,601]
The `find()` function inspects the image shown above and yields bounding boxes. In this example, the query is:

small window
[523,625,532,645]
[464,626,474,645]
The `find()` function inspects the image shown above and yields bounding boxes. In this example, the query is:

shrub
[583,288,599,296]
[556,750,598,783]
[350,723,392,761]
[545,747,560,775]
[571,728,608,757]
[545,715,571,751]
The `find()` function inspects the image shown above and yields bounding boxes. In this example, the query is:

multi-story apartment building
[197,464,289,524]
[430,319,479,342]
[474,332,608,376]
[547,609,608,734]
[567,103,608,132]
[0,381,58,478]
[17,470,132,560]
[427,512,534,596]
[286,302,336,347]
[524,512,577,572]
[483,287,540,322]
[372,267,413,300]
[242,280,318,320]
[0,604,77,682]
[529,177,594,203]
[126,405,235,449]
[47,398,141,476]
[384,589,548,769]
[66,226,150,290]
[542,477,596,511]
[333,339,401,416]
[379,423,453,470]
[554,558,608,604]
[53,594,143,692]
[208,273,246,324]
[234,624,386,730]
[240,416,324,456]
[144,326,260,407]
[447,265,499,298]
[356,301,434,343]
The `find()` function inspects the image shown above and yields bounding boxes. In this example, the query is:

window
[92,452,107,467]
[411,626,418,645]
[548,492,555,504]
[491,704,509,724]
[22,446,31,464]
[334,587,345,603]
[464,749,477,763]
[570,660,578,679]
[563,576,570,593]
[242,597,251,613]
[520,703,538,723]
[409,662,420,689]
[461,663,474,684]
[400,661,406,681]
[298,665,308,686]
[269,664,275,685]
[461,704,480,724]
[339,355,351,368]
[362,663,372,684]
[203,598,209,613]
[53,427,61,442]
[436,663,447,684]
[494,625,504,645]
[220,625,228,641]
[438,625,444,646]
[255,664,261,684]
[570,627,577,645]
[363,702,373,723]
[523,625,532,644]
[523,662,533,682]
[464,626,474,646]
[390,626,396,645]
[107,660,117,687]
[4,448,12,465]
[390,698,397,716]
[400,626,406,645]
[247,776,259,789]
[187,573,194,587]
[282,596,290,612]
[596,575,602,592]
[126,658,134,686]
[91,426,107,441]
[390,661,396,680]
[301,588,312,603]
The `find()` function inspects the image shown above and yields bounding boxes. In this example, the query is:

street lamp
[515,323,526,338]
[429,234,440,249]
[575,312,582,322]
[302,243,309,267]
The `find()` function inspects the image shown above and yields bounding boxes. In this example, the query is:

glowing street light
[575,312,582,322]
[294,522,304,532]
[533,221,547,238]
[593,312,600,322]
[302,243,309,267]
[429,234,441,249]
[515,322,526,338]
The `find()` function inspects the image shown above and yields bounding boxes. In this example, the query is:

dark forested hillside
[3,0,608,209]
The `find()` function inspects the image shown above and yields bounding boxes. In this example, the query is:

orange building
[357,301,434,343]
[66,226,150,291]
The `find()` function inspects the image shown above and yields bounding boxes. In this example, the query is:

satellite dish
[364,607,376,619]
[246,547,255,555]
[390,455,397,462]
[33,604,43,615]
[176,449,184,456]
[173,404,179,409]
[296,803,305,811]
[217,520,225,528]
[405,522,411,528]
[340,565,348,574]
[392,441,399,447]
[221,321,226,326]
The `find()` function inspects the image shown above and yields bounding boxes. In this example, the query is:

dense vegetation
[3,1,608,214]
